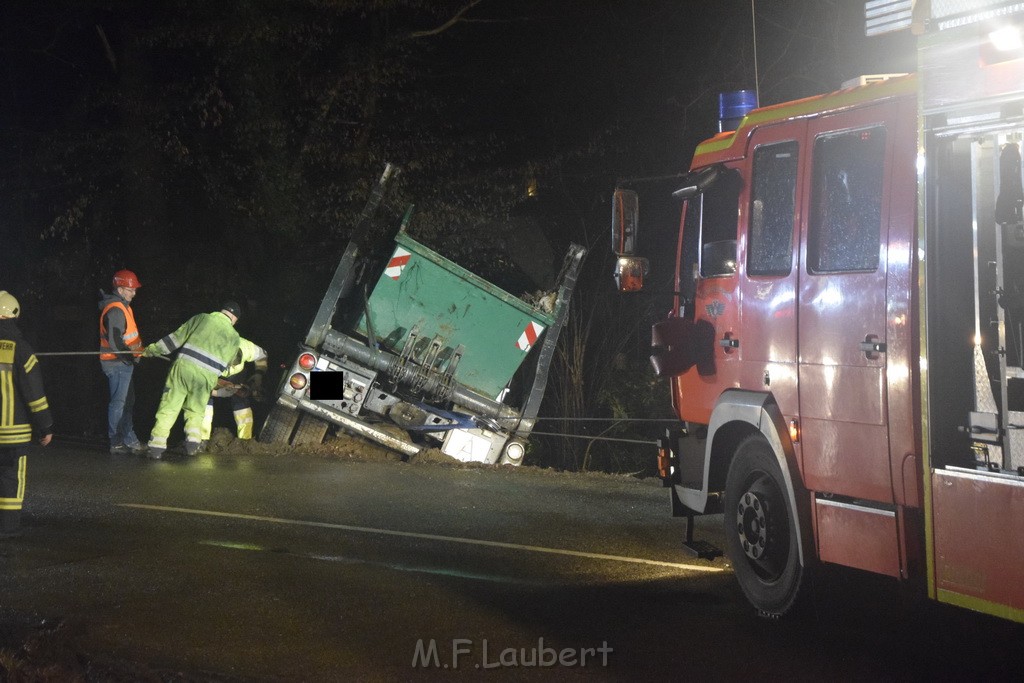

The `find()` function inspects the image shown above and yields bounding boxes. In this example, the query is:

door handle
[860,337,886,358]
[719,334,739,349]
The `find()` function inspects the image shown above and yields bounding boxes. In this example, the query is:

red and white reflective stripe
[385,247,412,280]
[515,321,544,352]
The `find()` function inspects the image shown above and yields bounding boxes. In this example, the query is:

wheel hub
[736,490,769,561]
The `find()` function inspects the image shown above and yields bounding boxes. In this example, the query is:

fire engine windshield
[683,167,743,280]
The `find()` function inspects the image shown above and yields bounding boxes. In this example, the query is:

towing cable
[34,350,168,360]
[515,417,682,446]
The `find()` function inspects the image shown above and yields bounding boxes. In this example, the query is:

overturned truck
[259,164,585,464]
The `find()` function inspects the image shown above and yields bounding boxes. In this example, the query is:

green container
[357,231,554,399]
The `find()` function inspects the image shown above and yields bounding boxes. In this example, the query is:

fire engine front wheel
[723,434,803,617]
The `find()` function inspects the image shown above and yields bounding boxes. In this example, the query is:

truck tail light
[657,445,672,480]
[289,373,308,391]
[298,353,317,371]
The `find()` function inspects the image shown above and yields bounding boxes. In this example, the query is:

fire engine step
[682,514,723,561]
[682,539,723,561]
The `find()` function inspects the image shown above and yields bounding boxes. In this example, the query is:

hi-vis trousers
[0,448,27,533]
[148,361,218,452]
[201,373,255,441]
[201,404,255,441]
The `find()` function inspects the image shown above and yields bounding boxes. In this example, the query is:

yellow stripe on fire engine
[694,75,916,158]
[937,588,1024,625]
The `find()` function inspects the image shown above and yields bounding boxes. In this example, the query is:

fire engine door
[797,103,897,502]
[928,129,1024,618]
[738,125,802,411]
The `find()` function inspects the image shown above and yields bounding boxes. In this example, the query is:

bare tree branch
[408,0,484,39]
[95,24,117,73]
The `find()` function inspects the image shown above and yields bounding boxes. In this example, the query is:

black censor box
[308,371,346,400]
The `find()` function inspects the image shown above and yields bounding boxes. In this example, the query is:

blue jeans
[101,360,141,447]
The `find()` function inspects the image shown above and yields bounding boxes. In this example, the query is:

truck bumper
[280,394,422,457]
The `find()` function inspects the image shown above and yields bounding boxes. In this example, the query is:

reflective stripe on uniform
[1,369,12,424]
[201,403,215,441]
[180,347,228,375]
[0,425,33,445]
[0,455,26,510]
[153,332,183,356]
[233,407,254,439]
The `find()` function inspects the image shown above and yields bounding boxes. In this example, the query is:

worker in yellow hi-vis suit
[143,302,241,459]
[200,337,268,450]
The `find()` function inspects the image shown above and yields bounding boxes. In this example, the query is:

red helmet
[113,269,142,289]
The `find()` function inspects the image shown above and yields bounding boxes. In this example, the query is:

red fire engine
[613,1,1024,620]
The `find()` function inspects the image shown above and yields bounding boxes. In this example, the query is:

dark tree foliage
[0,1,913,469]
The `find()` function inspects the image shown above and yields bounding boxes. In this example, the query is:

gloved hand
[142,344,160,358]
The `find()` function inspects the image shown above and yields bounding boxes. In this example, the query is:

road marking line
[120,503,725,573]
[199,540,549,584]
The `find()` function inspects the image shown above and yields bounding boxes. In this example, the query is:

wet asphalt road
[2,443,1024,681]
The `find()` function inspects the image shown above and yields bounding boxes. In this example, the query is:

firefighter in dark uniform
[0,291,53,538]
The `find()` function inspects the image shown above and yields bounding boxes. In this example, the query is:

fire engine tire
[291,413,329,447]
[259,406,299,445]
[723,434,803,618]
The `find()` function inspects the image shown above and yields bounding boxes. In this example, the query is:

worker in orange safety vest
[99,269,146,455]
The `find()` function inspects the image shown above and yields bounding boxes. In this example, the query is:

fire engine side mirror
[614,256,649,293]
[672,165,723,200]
[611,188,639,256]
[611,188,648,292]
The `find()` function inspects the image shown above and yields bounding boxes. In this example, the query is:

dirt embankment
[201,426,458,465]
[203,428,655,481]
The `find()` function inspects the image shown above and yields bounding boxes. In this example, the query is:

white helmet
[0,290,20,318]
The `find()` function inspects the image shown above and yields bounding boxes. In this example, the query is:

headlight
[503,440,525,464]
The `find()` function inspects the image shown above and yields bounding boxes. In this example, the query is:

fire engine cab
[613,1,1024,620]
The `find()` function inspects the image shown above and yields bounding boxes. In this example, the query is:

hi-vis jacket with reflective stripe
[99,293,143,362]
[150,311,240,377]
[222,337,268,378]
[0,319,53,447]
